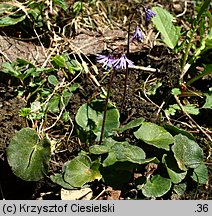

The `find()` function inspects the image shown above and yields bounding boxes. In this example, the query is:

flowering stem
[120,14,133,112]
[99,69,116,145]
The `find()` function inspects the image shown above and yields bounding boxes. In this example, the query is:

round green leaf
[6,128,51,181]
[63,155,101,188]
[191,163,208,184]
[166,164,187,184]
[75,100,120,138]
[75,103,99,132]
[141,175,172,198]
[172,134,204,171]
[171,88,181,96]
[134,122,174,150]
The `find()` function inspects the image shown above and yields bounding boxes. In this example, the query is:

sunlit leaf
[48,95,60,113]
[0,4,16,16]
[171,88,181,96]
[62,111,71,122]
[134,122,174,150]
[52,55,66,67]
[1,62,21,78]
[152,7,181,49]
[183,104,200,115]
[89,145,109,155]
[102,142,146,166]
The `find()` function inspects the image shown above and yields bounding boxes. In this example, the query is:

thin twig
[176,1,188,18]
[33,28,48,59]
[0,182,5,200]
[174,95,212,142]
[129,65,157,72]
[0,49,12,63]
[93,187,106,200]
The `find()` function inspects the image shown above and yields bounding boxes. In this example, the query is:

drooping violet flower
[132,26,144,42]
[96,54,114,70]
[112,54,134,70]
[145,8,156,21]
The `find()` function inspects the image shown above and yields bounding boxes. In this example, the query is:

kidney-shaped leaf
[141,175,172,198]
[6,128,51,181]
[63,155,101,188]
[134,122,174,150]
[172,134,204,171]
